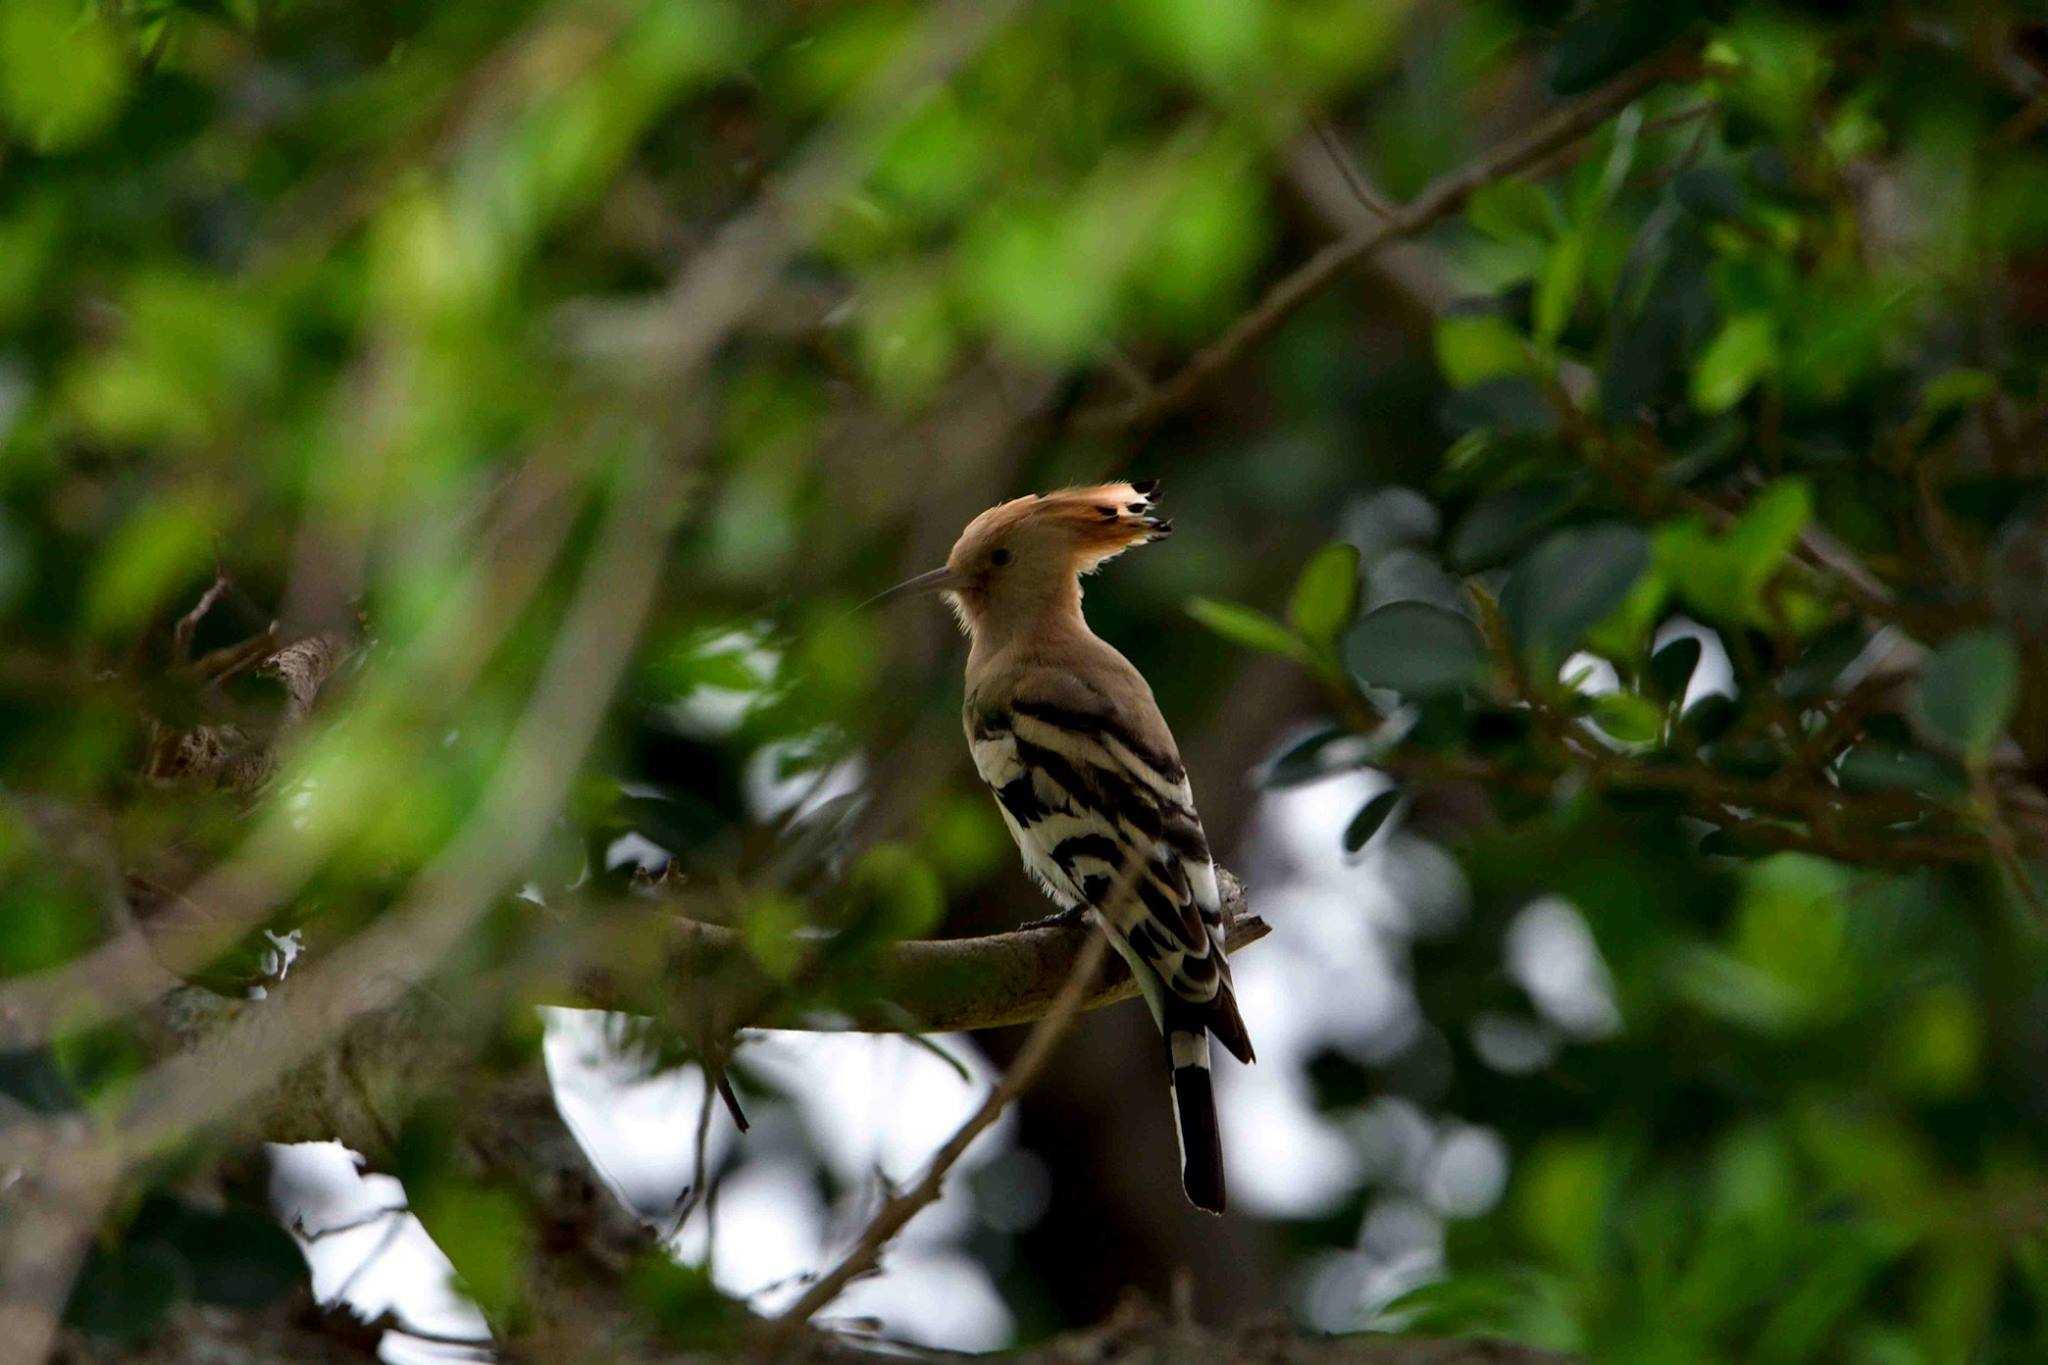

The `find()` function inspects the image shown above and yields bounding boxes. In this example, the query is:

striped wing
[966,683,1231,1009]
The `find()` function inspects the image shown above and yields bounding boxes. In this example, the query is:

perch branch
[1076,51,1695,432]
[642,869,1268,1036]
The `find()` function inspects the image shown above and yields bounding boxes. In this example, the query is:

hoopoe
[875,482,1255,1213]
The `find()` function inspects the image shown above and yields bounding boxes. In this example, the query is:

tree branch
[638,869,1269,1036]
[1075,51,1696,433]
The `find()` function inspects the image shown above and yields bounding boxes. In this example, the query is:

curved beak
[863,565,962,609]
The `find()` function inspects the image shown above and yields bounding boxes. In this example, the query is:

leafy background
[5,0,2048,1360]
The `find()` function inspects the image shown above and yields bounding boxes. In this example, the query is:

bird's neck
[965,575,1090,677]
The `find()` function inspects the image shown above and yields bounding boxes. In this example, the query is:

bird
[873,481,1255,1213]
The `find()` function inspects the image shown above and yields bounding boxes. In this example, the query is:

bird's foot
[1019,906,1089,931]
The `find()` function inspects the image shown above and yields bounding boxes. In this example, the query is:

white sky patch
[1506,897,1623,1039]
[267,1142,488,1357]
[828,1250,1017,1352]
[1469,1011,1561,1074]
[1422,1125,1509,1219]
[540,1012,1013,1348]
[1653,616,1737,708]
[1220,1060,1365,1218]
[737,1030,1009,1198]
[541,1008,730,1215]
[743,739,867,824]
[1560,650,1620,696]
[603,831,674,876]
[661,630,780,738]
[679,1156,825,1309]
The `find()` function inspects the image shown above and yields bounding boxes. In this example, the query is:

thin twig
[1076,50,1695,432]
[328,1212,409,1306]
[1311,122,1394,217]
[663,1069,721,1243]
[766,931,1112,1348]
[295,1203,409,1244]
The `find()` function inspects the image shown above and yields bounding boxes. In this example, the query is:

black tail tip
[1172,1061,1226,1214]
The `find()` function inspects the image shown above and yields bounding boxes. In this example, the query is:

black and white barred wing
[966,685,1251,1064]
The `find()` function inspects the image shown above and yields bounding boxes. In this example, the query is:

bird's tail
[1164,1000,1225,1214]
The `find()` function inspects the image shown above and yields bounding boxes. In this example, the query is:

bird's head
[870,481,1171,636]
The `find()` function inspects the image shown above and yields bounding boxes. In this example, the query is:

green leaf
[630,1255,746,1347]
[412,1181,532,1321]
[0,0,130,152]
[1342,789,1400,852]
[849,842,944,940]
[1188,597,1303,659]
[65,1242,180,1342]
[1916,629,2019,761]
[1835,745,1964,799]
[166,1207,305,1309]
[1684,693,1741,741]
[1653,478,1811,627]
[1691,312,1777,413]
[1466,180,1563,244]
[1343,601,1486,697]
[1731,853,1850,1024]
[1534,228,1589,345]
[1259,725,1357,788]
[1435,314,1534,388]
[1516,1136,1609,1267]
[1725,477,1809,567]
[1590,691,1662,745]
[1501,524,1650,672]
[741,893,809,978]
[1288,542,1361,647]
[85,497,217,637]
[1920,368,1993,414]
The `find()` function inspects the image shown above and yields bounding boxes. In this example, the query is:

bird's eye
[990,548,1011,567]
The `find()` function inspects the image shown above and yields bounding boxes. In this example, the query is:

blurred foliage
[4,0,2048,1357]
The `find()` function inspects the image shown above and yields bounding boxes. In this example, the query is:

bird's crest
[952,480,1171,576]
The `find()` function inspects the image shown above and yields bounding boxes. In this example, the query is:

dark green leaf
[1548,0,1696,96]
[1916,629,2019,760]
[1259,725,1351,788]
[65,1242,182,1342]
[1648,635,1701,702]
[1343,602,1487,697]
[1781,620,1867,702]
[629,1255,746,1347]
[1674,166,1748,222]
[166,1207,306,1308]
[1342,789,1401,852]
[1836,745,1964,799]
[1448,480,1579,572]
[1441,377,1557,435]
[1501,524,1650,670]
